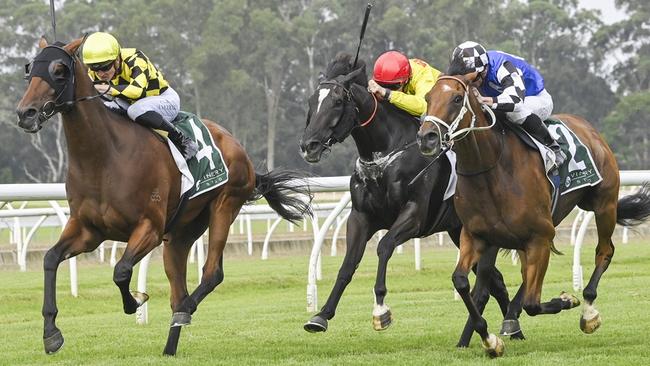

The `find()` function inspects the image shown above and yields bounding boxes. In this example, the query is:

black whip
[49,0,57,41]
[352,3,372,68]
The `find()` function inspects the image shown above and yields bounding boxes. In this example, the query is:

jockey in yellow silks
[367,50,441,117]
[82,32,198,160]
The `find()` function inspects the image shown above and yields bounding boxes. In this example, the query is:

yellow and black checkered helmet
[82,32,121,64]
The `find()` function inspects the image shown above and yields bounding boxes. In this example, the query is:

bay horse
[299,53,517,347]
[417,73,650,357]
[16,37,312,356]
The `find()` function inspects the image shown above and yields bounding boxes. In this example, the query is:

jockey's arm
[109,55,150,100]
[489,61,526,112]
[388,66,439,116]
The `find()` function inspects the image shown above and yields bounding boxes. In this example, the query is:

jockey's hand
[472,87,493,107]
[367,79,387,100]
[94,83,110,94]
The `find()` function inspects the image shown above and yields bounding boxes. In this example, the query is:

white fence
[1,171,649,320]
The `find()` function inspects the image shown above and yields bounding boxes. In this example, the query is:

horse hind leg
[113,218,162,314]
[161,232,201,357]
[580,202,617,334]
[163,196,243,356]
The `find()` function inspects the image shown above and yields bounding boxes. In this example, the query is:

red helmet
[373,51,411,86]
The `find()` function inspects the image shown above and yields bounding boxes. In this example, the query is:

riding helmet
[373,51,411,86]
[82,32,121,65]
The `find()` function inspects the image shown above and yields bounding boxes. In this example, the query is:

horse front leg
[43,218,102,354]
[372,202,422,331]
[457,245,519,347]
[304,210,375,333]
[113,218,162,314]
[453,229,504,358]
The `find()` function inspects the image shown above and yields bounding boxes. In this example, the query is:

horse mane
[325,52,368,87]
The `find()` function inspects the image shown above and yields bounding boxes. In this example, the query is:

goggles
[88,60,114,72]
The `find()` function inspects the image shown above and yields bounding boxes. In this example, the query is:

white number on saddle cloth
[548,123,586,172]
[188,118,216,170]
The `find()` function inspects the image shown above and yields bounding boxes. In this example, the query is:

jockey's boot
[135,111,199,160]
[521,114,566,167]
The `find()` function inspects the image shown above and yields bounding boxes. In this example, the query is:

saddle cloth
[530,117,602,195]
[163,112,229,199]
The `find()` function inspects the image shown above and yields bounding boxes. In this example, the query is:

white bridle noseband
[422,75,496,146]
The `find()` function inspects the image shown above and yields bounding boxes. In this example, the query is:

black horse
[299,53,518,346]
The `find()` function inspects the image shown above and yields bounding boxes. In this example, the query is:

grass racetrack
[1,241,649,365]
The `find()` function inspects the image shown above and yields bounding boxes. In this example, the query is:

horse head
[417,72,494,156]
[16,37,84,133]
[299,53,367,163]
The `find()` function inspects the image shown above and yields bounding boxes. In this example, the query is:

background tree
[1,0,645,182]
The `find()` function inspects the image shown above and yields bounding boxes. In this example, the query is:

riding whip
[49,0,57,41]
[352,3,372,68]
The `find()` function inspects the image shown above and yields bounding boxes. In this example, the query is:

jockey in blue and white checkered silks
[449,41,565,167]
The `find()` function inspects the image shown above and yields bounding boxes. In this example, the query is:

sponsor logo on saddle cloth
[540,118,602,195]
[165,111,229,199]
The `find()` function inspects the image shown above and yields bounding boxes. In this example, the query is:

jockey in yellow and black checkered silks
[82,32,198,160]
[83,32,170,103]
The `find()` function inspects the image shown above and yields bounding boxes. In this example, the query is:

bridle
[421,75,496,148]
[24,45,110,125]
[315,78,378,146]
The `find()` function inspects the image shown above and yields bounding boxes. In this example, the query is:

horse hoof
[44,329,64,355]
[482,333,505,358]
[131,291,150,307]
[510,331,526,341]
[580,312,602,334]
[559,291,580,309]
[372,305,392,331]
[499,319,521,336]
[170,312,191,327]
[304,315,328,333]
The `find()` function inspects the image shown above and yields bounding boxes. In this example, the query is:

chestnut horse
[417,74,650,357]
[16,37,312,356]
[299,53,516,347]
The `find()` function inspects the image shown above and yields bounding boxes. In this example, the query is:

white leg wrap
[372,304,390,317]
[582,303,599,319]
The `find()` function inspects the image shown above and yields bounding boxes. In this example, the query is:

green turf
[1,241,649,365]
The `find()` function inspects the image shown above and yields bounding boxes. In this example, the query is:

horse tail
[550,244,563,256]
[616,183,650,227]
[249,169,313,224]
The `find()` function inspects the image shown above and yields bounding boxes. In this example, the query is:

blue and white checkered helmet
[452,41,489,73]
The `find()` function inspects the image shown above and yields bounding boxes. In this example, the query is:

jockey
[81,32,198,160]
[367,50,441,117]
[450,41,565,167]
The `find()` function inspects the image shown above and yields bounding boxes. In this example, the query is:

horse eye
[335,99,342,106]
[54,66,66,77]
[453,95,463,104]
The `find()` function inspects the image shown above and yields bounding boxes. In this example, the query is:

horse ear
[340,67,365,85]
[64,38,84,54]
[38,36,48,49]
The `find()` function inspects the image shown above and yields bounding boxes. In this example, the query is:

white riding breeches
[103,87,180,123]
[506,89,553,124]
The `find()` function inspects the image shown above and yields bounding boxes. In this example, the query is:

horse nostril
[424,131,438,143]
[307,141,321,152]
[17,107,38,120]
